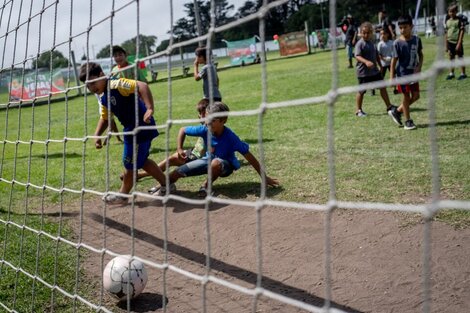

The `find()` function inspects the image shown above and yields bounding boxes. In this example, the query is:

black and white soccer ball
[103,255,148,301]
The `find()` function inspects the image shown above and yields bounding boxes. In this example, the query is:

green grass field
[1,36,470,311]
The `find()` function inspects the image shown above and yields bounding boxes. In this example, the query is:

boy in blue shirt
[79,62,167,204]
[163,102,279,197]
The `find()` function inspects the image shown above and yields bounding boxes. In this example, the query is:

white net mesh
[1,0,469,312]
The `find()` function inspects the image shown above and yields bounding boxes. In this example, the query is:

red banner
[9,70,65,101]
[279,31,308,56]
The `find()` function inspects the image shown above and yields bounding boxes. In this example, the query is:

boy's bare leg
[158,152,185,171]
[409,91,420,106]
[379,87,392,108]
[119,169,134,194]
[355,92,364,113]
[142,159,166,186]
[200,159,223,193]
[399,93,412,121]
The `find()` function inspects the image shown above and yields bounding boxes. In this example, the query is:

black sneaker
[458,74,467,80]
[446,73,455,80]
[388,106,403,126]
[404,119,417,130]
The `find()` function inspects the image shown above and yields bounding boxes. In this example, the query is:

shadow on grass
[3,152,83,160]
[242,138,274,144]
[116,292,168,312]
[419,119,470,128]
[89,212,364,313]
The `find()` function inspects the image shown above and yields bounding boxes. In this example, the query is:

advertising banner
[226,37,257,66]
[279,31,308,56]
[8,69,65,101]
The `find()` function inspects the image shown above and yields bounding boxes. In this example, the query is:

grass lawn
[1,35,470,310]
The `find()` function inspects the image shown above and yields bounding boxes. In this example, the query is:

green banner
[225,37,257,66]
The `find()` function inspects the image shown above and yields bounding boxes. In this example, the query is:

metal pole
[70,50,82,96]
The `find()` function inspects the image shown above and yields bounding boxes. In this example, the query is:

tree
[96,45,112,59]
[96,35,158,59]
[33,50,69,69]
[168,0,235,50]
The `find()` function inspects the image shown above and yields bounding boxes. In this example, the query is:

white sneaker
[154,183,177,196]
[356,110,367,117]
[102,194,128,204]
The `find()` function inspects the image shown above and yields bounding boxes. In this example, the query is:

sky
[0,0,246,67]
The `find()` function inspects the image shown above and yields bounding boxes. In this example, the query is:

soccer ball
[103,255,148,301]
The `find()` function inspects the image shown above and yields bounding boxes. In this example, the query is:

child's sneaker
[155,183,177,196]
[102,194,128,204]
[356,110,367,117]
[458,74,467,80]
[446,73,455,80]
[148,186,160,194]
[404,119,417,130]
[387,105,403,126]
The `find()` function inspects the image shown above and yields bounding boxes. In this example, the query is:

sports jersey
[99,78,158,143]
[392,35,422,77]
[184,124,249,170]
[111,61,147,82]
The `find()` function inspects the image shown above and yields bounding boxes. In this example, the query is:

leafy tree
[96,35,158,59]
[169,0,235,50]
[96,45,112,59]
[33,50,69,69]
[121,34,158,57]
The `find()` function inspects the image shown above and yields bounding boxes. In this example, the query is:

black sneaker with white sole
[404,119,417,130]
[388,106,403,126]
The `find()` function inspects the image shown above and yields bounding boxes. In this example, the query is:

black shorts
[447,41,464,58]
[357,73,383,95]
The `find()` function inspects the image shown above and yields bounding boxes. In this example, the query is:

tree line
[35,0,466,68]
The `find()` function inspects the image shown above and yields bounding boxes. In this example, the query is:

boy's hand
[143,109,153,124]
[177,148,187,160]
[365,60,375,69]
[266,176,280,187]
[95,138,103,149]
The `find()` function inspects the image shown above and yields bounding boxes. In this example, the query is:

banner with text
[8,69,65,101]
[226,37,257,66]
[279,31,308,56]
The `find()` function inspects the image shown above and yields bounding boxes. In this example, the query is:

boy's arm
[176,127,188,159]
[457,27,465,50]
[94,118,109,149]
[193,59,202,81]
[136,81,154,123]
[416,51,424,73]
[243,151,279,187]
[355,55,374,69]
[390,57,397,80]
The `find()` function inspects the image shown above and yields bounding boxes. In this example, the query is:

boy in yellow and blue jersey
[79,62,166,204]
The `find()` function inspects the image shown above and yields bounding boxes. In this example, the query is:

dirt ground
[65,194,470,313]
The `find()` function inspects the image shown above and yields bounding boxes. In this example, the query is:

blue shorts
[175,158,233,178]
[122,140,151,170]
